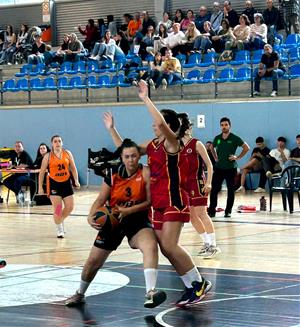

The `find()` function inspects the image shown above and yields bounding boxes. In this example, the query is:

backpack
[218,50,234,62]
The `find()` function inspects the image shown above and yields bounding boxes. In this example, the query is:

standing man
[280,0,300,34]
[208,117,249,218]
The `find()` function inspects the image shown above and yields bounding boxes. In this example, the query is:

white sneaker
[236,186,245,192]
[202,245,221,259]
[270,90,277,97]
[253,91,260,96]
[56,223,65,238]
[254,187,266,193]
[148,78,156,90]
[161,78,167,90]
[266,171,273,178]
[198,243,210,255]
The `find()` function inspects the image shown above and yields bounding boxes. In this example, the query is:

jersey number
[58,164,66,171]
[125,187,132,197]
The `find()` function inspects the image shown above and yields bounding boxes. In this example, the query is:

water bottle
[260,196,267,211]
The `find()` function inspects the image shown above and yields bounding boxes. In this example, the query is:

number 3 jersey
[48,150,71,182]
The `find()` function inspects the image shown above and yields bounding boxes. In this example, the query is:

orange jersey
[109,164,146,208]
[48,150,71,182]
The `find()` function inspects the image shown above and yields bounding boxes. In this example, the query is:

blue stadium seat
[57,62,73,75]
[184,53,201,68]
[176,54,187,64]
[183,69,201,84]
[110,74,131,87]
[284,64,300,79]
[216,68,235,82]
[85,75,97,87]
[231,50,250,65]
[17,78,29,91]
[15,64,33,77]
[233,67,251,82]
[250,49,264,64]
[69,76,85,89]
[198,68,215,83]
[87,61,99,73]
[29,63,46,76]
[282,34,300,48]
[114,54,126,62]
[145,54,154,62]
[57,76,69,89]
[198,52,215,67]
[72,61,87,74]
[115,57,128,71]
[30,78,44,90]
[96,59,115,72]
[43,77,57,90]
[96,75,110,88]
[3,79,17,92]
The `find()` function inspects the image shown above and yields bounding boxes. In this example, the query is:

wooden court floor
[0,186,299,327]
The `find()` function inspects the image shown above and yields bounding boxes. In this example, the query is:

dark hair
[277,136,286,143]
[88,19,95,27]
[221,18,230,30]
[220,117,231,125]
[296,134,300,139]
[107,15,114,23]
[6,25,13,36]
[206,141,213,144]
[19,24,28,36]
[51,135,62,142]
[240,14,251,25]
[154,52,162,66]
[159,24,168,38]
[123,13,132,20]
[117,138,141,156]
[160,109,180,133]
[177,113,192,139]
[35,143,50,159]
[187,9,194,16]
[255,136,264,143]
[98,18,105,26]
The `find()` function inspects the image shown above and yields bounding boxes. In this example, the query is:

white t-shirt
[167,31,185,49]
[250,23,268,43]
[269,148,291,168]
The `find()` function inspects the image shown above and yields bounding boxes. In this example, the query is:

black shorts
[93,210,153,251]
[49,177,74,199]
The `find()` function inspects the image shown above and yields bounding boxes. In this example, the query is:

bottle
[260,196,267,211]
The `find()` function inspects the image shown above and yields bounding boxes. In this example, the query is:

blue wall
[0,99,299,185]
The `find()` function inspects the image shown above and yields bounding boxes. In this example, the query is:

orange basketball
[94,206,119,232]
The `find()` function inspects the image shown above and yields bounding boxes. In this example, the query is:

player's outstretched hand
[138,80,149,101]
[103,112,114,130]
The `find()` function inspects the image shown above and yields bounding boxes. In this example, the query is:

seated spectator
[107,15,117,37]
[165,23,185,56]
[236,137,270,193]
[182,22,201,54]
[284,134,300,168]
[33,143,50,169]
[211,18,234,53]
[193,21,216,53]
[242,0,257,24]
[0,25,16,65]
[262,137,290,177]
[155,48,182,90]
[28,34,46,64]
[263,0,280,45]
[195,6,211,33]
[2,141,34,203]
[156,12,173,33]
[141,11,156,36]
[44,44,55,66]
[210,2,224,32]
[138,25,155,60]
[180,9,195,32]
[120,13,132,33]
[53,34,69,64]
[281,0,300,35]
[225,14,250,51]
[223,1,239,28]
[114,30,130,55]
[78,19,99,52]
[13,24,28,64]
[254,43,285,97]
[174,9,184,24]
[89,30,122,62]
[64,33,82,62]
[147,23,168,56]
[127,12,142,42]
[249,13,268,50]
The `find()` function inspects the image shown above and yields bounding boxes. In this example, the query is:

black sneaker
[224,212,231,218]
[187,279,212,305]
[65,291,86,307]
[208,212,215,218]
[175,287,193,307]
[144,289,167,308]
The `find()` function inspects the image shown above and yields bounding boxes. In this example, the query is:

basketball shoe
[144,288,167,308]
[65,291,86,307]
[202,245,221,259]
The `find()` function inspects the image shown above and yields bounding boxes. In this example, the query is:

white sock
[56,223,64,233]
[207,233,216,247]
[181,267,202,288]
[144,268,158,293]
[199,232,207,243]
[203,233,211,245]
[78,280,90,295]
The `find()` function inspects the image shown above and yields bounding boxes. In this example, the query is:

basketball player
[103,81,212,307]
[38,135,80,238]
[65,139,166,308]
[178,113,220,258]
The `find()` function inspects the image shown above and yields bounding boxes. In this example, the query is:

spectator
[195,6,211,33]
[156,12,173,33]
[114,30,130,55]
[139,25,155,60]
[3,141,34,203]
[263,0,280,45]
[249,13,268,50]
[182,22,201,54]
[166,23,185,56]
[180,9,195,32]
[120,13,132,33]
[147,23,168,56]
[28,34,45,64]
[208,117,249,218]
[14,24,28,64]
[193,21,216,53]
[174,9,184,24]
[97,18,106,40]
[127,12,142,46]
[141,11,156,35]
[284,134,300,168]
[254,43,285,97]
[0,25,16,65]
[236,136,270,193]
[78,19,99,52]
[155,48,182,90]
[223,1,239,28]
[53,34,69,64]
[107,15,117,37]
[33,143,50,169]
[242,0,257,24]
[210,2,224,32]
[64,33,82,62]
[281,0,300,34]
[263,137,290,177]
[211,18,234,53]
[225,14,251,51]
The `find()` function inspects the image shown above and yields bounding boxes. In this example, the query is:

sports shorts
[152,206,190,230]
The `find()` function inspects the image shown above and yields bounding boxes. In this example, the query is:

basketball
[94,206,119,232]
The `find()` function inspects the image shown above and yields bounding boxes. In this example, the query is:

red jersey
[108,164,146,208]
[146,139,189,209]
